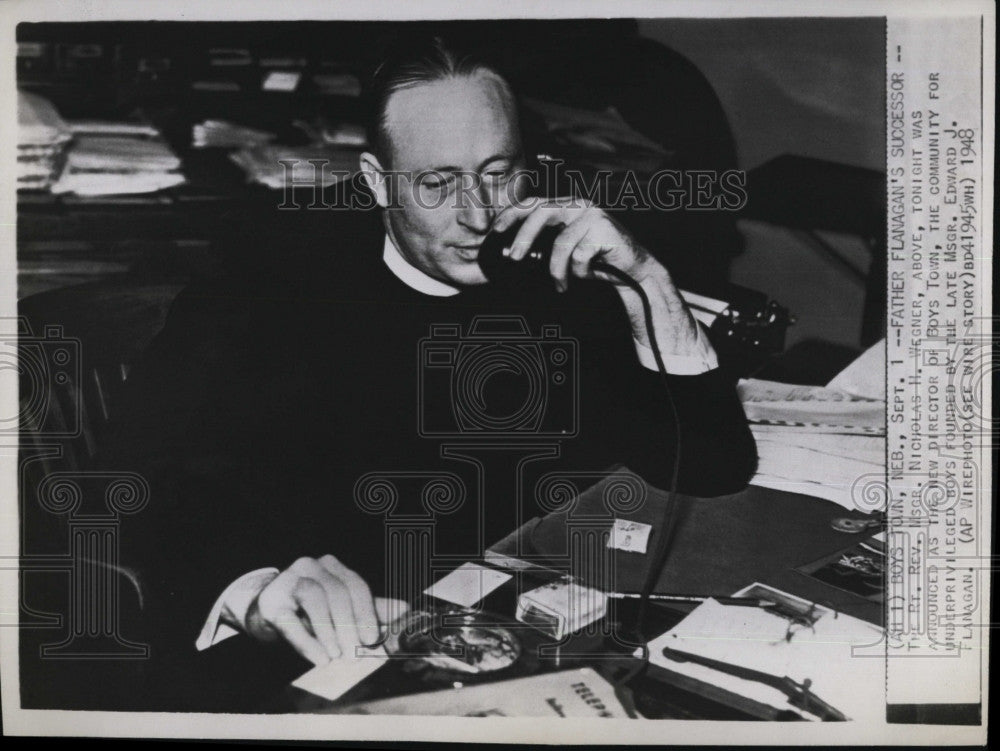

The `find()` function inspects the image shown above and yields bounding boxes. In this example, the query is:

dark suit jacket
[99,207,756,710]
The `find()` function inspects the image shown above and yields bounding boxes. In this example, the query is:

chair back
[15,279,184,708]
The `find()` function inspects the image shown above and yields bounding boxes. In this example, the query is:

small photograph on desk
[797,538,885,601]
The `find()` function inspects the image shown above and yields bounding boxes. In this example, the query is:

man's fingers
[374,597,411,627]
[271,606,330,666]
[319,554,380,647]
[261,556,389,660]
[293,579,342,659]
[550,219,593,292]
[312,569,363,656]
[569,227,606,281]
[507,205,555,261]
[491,196,542,233]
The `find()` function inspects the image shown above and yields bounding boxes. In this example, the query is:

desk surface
[493,476,883,626]
[278,478,882,719]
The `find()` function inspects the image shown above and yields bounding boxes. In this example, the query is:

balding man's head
[358,36,529,288]
[365,35,518,167]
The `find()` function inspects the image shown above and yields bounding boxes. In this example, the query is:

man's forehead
[383,73,519,169]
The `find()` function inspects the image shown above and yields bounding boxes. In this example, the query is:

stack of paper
[645,585,884,722]
[51,126,185,197]
[741,342,886,509]
[321,122,368,147]
[192,119,275,148]
[68,121,160,137]
[229,144,361,189]
[17,90,72,190]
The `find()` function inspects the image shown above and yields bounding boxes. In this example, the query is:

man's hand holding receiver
[490,198,704,360]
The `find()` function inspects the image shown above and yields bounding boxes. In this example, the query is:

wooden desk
[276,478,882,719]
[492,475,883,627]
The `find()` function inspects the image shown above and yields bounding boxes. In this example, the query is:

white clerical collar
[382,235,461,297]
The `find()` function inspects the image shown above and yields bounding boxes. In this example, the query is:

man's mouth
[453,244,481,260]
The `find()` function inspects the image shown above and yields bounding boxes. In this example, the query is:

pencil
[607,592,776,608]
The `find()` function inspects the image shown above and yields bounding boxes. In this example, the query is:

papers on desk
[645,584,884,721]
[741,341,886,509]
[826,340,886,401]
[228,144,361,189]
[424,562,511,607]
[292,645,390,702]
[51,128,186,197]
[749,429,884,508]
[17,90,72,191]
[192,119,276,149]
[68,120,161,138]
[738,378,884,434]
[59,135,181,172]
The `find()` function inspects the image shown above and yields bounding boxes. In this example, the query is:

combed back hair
[364,34,515,166]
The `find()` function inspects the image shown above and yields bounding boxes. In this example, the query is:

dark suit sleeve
[625,365,759,496]
[566,282,757,497]
[97,282,320,706]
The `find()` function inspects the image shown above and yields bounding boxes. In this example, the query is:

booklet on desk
[331,667,630,718]
[644,583,884,722]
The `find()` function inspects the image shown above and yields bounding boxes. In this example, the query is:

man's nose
[456,176,497,234]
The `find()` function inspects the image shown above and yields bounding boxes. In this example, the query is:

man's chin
[447,262,489,286]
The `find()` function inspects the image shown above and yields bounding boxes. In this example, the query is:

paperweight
[384,608,522,675]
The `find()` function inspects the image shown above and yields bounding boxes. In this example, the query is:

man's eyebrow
[427,154,516,174]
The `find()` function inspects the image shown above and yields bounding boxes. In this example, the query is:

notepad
[645,584,884,721]
[262,70,301,92]
[291,645,388,702]
[738,378,885,434]
[423,562,511,607]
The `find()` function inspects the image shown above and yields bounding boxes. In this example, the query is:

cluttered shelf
[17,18,745,298]
[16,86,676,294]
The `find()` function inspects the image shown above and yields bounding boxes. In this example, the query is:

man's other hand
[243,554,405,665]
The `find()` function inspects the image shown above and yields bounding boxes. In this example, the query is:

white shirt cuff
[633,323,719,375]
[195,567,280,651]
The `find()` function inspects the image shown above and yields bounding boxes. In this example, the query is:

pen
[661,645,847,721]
[607,592,776,608]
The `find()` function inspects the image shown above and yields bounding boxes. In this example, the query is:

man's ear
[359,152,391,208]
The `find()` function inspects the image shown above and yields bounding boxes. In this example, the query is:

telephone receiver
[477,217,795,365]
[478,219,619,286]
[478,221,566,285]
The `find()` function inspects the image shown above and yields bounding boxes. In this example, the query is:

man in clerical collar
[228,36,736,670]
[106,36,755,707]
